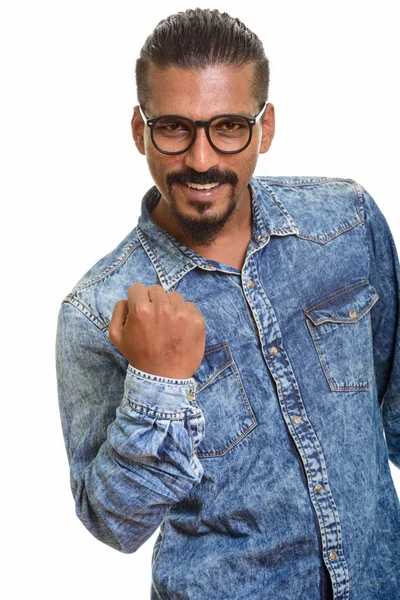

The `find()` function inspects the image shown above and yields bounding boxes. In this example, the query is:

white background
[1,1,399,598]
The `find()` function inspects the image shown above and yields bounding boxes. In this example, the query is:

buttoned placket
[240,235,350,600]
[138,180,351,599]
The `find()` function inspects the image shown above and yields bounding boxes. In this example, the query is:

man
[56,8,400,600]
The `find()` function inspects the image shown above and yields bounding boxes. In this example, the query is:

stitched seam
[252,285,345,590]
[306,293,379,326]
[65,297,107,330]
[231,357,257,421]
[306,319,372,392]
[196,345,258,458]
[197,421,257,458]
[257,177,356,187]
[196,361,232,393]
[246,259,334,565]
[203,341,230,356]
[197,379,258,457]
[243,256,346,591]
[195,342,232,392]
[126,399,201,420]
[127,367,195,386]
[305,280,370,312]
[257,182,298,229]
[295,218,364,243]
[69,240,141,295]
[267,355,341,592]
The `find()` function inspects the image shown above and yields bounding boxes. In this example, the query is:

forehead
[146,63,258,118]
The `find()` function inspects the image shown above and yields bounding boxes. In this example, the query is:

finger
[127,282,150,307]
[185,301,202,314]
[166,291,186,307]
[148,284,170,303]
[109,300,129,344]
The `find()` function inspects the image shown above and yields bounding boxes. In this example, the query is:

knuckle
[174,308,187,322]
[157,302,170,314]
[133,302,151,318]
[194,313,206,328]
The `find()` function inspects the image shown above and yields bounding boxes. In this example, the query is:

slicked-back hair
[136,8,270,114]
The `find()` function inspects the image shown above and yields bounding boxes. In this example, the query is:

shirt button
[349,309,357,318]
[315,483,323,493]
[269,346,279,356]
[247,279,255,288]
[257,234,266,243]
[188,392,195,403]
[293,415,302,424]
[329,551,338,561]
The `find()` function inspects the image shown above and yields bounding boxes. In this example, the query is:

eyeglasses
[138,101,268,155]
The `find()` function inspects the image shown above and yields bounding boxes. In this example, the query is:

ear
[259,103,275,154]
[131,105,146,155]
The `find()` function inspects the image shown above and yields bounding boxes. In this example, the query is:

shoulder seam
[256,176,357,187]
[63,297,108,331]
[68,237,141,297]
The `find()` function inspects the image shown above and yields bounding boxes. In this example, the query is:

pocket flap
[304,281,379,326]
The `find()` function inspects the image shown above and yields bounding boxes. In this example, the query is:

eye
[212,117,249,139]
[163,122,185,131]
[154,118,192,137]
[217,120,244,131]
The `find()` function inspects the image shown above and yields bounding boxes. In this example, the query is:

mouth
[177,181,227,202]
[185,182,220,190]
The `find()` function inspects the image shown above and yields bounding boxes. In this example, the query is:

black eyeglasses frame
[138,101,268,156]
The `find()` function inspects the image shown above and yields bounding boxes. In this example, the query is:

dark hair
[136,8,270,112]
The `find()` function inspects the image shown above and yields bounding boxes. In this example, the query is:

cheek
[234,150,259,181]
[145,151,184,184]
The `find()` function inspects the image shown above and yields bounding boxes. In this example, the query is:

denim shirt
[56,176,400,600]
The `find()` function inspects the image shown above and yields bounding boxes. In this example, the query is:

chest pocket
[192,341,257,458]
[303,280,379,392]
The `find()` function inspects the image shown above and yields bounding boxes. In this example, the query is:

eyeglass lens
[152,116,251,153]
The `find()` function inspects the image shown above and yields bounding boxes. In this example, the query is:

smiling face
[132,62,275,248]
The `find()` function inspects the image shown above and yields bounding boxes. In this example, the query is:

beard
[167,187,238,246]
[165,167,239,247]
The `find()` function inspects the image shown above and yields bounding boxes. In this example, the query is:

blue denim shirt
[56,176,400,599]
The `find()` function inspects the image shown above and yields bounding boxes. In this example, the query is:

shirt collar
[137,176,299,291]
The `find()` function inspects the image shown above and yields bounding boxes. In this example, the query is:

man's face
[132,63,275,246]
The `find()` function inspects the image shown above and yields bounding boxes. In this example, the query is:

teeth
[185,182,220,190]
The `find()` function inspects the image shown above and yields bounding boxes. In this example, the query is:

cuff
[124,364,199,415]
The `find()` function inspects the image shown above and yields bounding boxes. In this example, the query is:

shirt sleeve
[56,300,205,553]
[361,183,400,469]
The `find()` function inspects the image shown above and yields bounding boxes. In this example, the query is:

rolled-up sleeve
[56,300,205,553]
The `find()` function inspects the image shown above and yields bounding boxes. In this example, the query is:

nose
[184,126,220,173]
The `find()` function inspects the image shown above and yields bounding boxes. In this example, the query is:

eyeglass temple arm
[254,100,268,123]
[138,105,148,124]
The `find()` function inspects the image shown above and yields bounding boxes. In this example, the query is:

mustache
[167,167,238,187]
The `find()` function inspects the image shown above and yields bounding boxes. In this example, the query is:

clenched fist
[109,282,206,379]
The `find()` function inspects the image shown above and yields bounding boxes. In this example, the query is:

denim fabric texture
[56,176,400,599]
